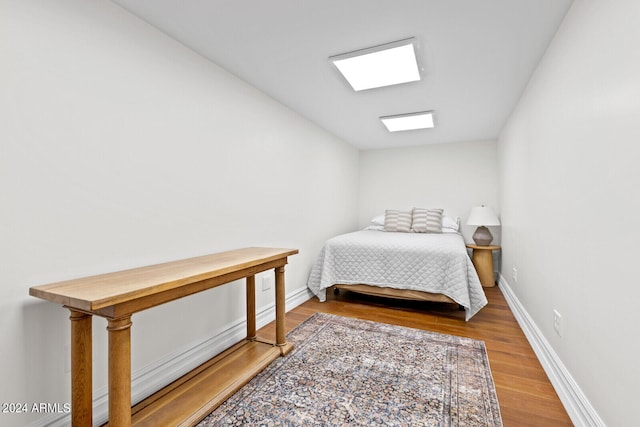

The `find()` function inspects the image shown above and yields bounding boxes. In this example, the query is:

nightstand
[466,244,501,287]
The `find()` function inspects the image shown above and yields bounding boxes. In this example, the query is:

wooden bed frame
[332,284,457,304]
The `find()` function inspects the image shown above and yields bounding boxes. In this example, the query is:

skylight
[330,38,421,91]
[380,111,435,132]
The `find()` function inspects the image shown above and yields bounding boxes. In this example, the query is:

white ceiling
[113,0,573,150]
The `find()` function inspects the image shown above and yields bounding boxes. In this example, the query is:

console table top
[29,247,298,313]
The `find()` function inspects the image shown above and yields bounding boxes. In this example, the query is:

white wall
[0,1,358,425]
[498,1,640,425]
[359,140,499,243]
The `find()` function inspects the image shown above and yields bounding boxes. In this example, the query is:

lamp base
[472,226,493,246]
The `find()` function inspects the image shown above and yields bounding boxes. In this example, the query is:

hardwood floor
[258,285,573,427]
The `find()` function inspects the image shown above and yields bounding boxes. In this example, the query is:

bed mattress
[307,230,487,320]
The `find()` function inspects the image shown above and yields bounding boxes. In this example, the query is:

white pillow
[365,225,385,231]
[370,215,385,226]
[442,216,460,231]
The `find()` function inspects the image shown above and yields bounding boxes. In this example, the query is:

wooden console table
[29,247,298,427]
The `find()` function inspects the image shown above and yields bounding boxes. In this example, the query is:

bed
[306,228,487,321]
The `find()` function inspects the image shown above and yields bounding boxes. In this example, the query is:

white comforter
[307,230,487,320]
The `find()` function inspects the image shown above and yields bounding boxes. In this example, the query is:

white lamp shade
[467,206,500,226]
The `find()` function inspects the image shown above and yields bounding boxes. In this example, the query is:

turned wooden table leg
[274,266,293,355]
[107,316,132,427]
[246,275,256,340]
[69,309,92,427]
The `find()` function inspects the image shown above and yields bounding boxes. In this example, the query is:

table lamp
[467,205,500,246]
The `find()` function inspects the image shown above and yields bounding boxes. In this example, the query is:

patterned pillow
[411,208,444,233]
[384,210,412,232]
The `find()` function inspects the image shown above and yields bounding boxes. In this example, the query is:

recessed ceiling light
[380,111,435,132]
[330,38,421,91]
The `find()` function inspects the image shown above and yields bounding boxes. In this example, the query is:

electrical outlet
[261,276,272,291]
[512,266,518,283]
[553,309,563,337]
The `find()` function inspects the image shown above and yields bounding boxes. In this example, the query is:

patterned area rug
[199,313,502,426]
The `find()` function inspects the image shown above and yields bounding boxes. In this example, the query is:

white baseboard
[30,286,313,427]
[497,275,605,427]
